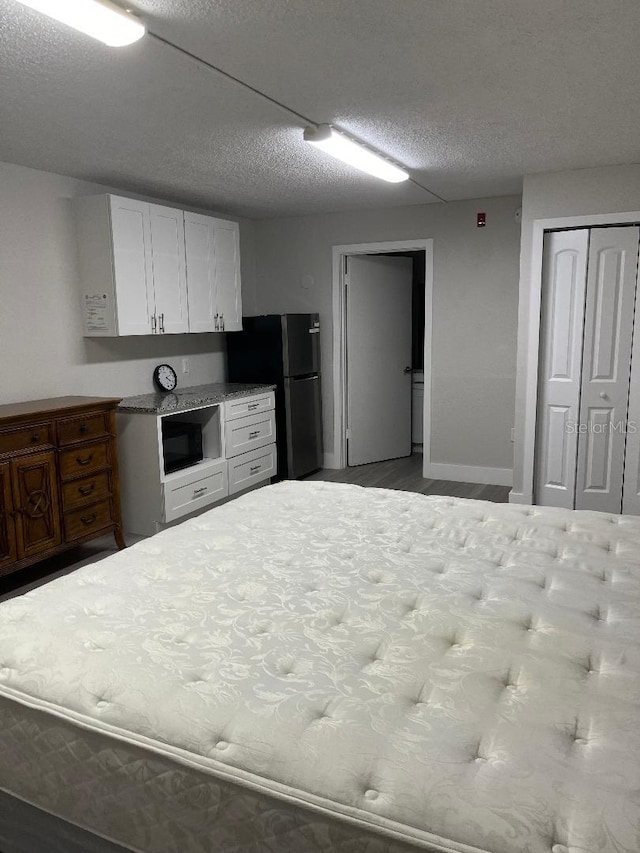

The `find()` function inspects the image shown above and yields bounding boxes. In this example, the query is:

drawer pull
[31,433,40,443]
[248,403,259,410]
[193,487,207,496]
[79,424,89,435]
[81,512,97,526]
[76,453,94,466]
[248,430,260,439]
[249,465,262,474]
[78,483,95,497]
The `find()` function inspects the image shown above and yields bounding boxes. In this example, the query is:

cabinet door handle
[76,453,94,466]
[221,313,225,331]
[78,482,95,496]
[249,465,262,474]
[248,403,259,410]
[214,313,220,331]
[151,313,157,333]
[159,313,165,333]
[193,487,207,496]
[248,430,260,439]
[80,512,97,526]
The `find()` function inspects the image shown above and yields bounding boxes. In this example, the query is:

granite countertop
[118,383,276,414]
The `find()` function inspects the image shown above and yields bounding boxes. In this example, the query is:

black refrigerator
[227,314,323,479]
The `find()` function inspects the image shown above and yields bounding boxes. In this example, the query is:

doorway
[331,238,434,474]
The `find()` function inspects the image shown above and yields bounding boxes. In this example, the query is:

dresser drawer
[61,471,111,511]
[164,461,228,523]
[0,423,53,456]
[224,410,276,458]
[228,443,277,495]
[57,412,108,446]
[225,392,275,422]
[59,440,110,481]
[64,499,114,541]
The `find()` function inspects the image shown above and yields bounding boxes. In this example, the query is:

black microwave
[161,419,203,475]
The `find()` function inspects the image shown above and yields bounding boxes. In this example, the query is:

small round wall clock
[153,364,178,392]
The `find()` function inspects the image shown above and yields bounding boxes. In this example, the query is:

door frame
[515,210,640,505]
[331,238,434,472]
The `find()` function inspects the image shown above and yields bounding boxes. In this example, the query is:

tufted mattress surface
[0,481,639,853]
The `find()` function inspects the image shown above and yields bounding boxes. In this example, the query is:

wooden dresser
[0,397,125,579]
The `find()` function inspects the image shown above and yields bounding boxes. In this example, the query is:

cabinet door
[0,461,17,572]
[11,451,61,560]
[184,212,217,333]
[149,204,189,334]
[109,196,154,336]
[213,219,242,332]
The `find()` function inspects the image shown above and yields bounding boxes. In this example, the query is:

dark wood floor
[305,453,511,502]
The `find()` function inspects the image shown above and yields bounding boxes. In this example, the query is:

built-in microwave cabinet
[75,195,242,337]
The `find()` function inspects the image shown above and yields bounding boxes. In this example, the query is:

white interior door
[575,226,639,513]
[346,255,413,466]
[535,230,589,508]
[148,204,189,334]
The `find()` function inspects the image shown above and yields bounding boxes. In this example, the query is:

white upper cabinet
[76,194,240,336]
[184,212,242,333]
[148,204,189,334]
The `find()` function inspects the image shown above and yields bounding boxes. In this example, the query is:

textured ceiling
[1,0,640,217]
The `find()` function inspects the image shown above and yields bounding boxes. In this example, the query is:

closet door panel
[623,242,640,515]
[535,230,589,508]
[575,227,639,513]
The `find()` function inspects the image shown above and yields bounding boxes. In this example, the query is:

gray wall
[252,196,522,473]
[513,163,640,498]
[0,161,255,405]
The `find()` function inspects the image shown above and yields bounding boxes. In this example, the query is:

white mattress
[0,481,639,853]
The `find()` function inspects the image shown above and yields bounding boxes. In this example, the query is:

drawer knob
[78,483,95,496]
[79,424,89,434]
[250,465,262,474]
[248,403,259,410]
[249,431,260,439]
[76,453,93,466]
[81,512,97,526]
[31,433,40,443]
[193,487,207,496]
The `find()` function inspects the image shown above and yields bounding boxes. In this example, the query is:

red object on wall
[477,212,486,228]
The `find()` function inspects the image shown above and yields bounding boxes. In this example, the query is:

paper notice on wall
[84,294,110,332]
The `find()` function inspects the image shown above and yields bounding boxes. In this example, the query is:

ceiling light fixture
[14,0,146,47]
[303,124,409,183]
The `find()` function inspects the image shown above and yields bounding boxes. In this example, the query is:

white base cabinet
[118,392,276,536]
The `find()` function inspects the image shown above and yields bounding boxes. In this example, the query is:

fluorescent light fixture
[304,124,409,183]
[14,0,146,47]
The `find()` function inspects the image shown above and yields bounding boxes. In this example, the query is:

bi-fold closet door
[535,226,640,514]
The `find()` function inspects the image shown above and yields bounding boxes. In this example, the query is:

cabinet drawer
[64,499,114,541]
[59,440,110,481]
[225,392,274,421]
[228,443,277,495]
[58,412,108,446]
[224,410,276,458]
[164,462,228,523]
[0,423,53,456]
[61,471,111,511]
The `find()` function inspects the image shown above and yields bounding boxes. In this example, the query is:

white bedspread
[0,481,639,853]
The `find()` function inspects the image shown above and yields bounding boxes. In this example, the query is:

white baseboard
[508,490,533,505]
[323,451,340,470]
[425,463,513,487]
